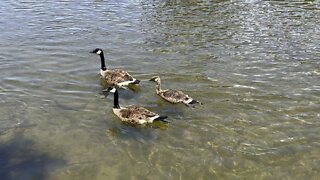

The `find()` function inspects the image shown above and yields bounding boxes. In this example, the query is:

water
[0,0,319,179]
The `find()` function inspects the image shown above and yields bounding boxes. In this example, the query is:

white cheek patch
[110,88,116,93]
[97,50,102,55]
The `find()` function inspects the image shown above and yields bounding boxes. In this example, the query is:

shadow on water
[106,125,159,145]
[0,134,66,180]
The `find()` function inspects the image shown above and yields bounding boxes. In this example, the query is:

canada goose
[149,76,202,106]
[90,48,140,87]
[107,87,168,125]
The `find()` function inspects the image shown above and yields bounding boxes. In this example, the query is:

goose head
[90,48,103,55]
[149,76,161,84]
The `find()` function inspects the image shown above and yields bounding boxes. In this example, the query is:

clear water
[1,0,320,179]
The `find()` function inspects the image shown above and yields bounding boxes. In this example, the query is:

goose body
[149,76,201,106]
[107,87,167,125]
[91,48,140,87]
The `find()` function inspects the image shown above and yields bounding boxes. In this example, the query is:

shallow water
[0,0,320,179]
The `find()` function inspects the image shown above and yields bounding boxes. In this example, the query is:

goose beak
[90,50,95,53]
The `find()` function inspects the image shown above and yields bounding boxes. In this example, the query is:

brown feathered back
[160,89,189,103]
[101,69,134,85]
[113,106,159,125]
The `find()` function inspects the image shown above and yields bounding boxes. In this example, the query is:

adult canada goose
[107,87,168,125]
[90,48,140,88]
[149,76,202,106]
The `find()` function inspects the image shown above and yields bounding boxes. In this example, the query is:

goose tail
[132,79,140,84]
[184,99,203,107]
[189,99,202,105]
[153,115,168,123]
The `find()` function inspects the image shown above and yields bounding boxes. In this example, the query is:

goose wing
[115,106,159,124]
[102,69,134,85]
[159,89,189,103]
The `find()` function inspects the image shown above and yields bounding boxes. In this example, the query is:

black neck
[113,89,120,109]
[100,52,106,70]
[156,80,161,93]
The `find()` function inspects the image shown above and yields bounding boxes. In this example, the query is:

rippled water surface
[1,0,320,179]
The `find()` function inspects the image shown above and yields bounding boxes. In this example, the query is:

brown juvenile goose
[90,48,140,88]
[107,87,168,125]
[149,76,202,106]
